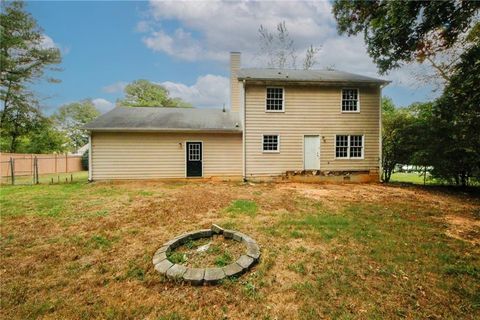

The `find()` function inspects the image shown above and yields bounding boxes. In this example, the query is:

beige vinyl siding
[245,85,380,177]
[91,132,242,180]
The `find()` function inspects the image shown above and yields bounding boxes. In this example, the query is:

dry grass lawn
[1,179,479,319]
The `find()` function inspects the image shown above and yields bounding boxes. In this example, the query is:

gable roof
[237,68,389,85]
[84,106,242,132]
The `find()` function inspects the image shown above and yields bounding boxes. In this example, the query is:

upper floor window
[335,135,363,158]
[341,89,359,112]
[263,134,279,152]
[266,87,284,111]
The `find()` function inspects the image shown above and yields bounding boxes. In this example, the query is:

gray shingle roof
[237,68,389,84]
[84,106,242,132]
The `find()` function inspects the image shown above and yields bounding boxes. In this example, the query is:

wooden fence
[0,153,83,178]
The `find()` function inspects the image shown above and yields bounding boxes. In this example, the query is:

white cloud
[39,34,70,55]
[40,34,56,49]
[142,0,333,64]
[140,0,436,90]
[161,74,229,108]
[102,81,128,94]
[92,98,115,113]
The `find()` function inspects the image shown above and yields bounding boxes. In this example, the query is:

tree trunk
[9,132,18,153]
[423,166,427,185]
[383,168,392,182]
[460,172,467,187]
[8,110,21,153]
[0,79,13,126]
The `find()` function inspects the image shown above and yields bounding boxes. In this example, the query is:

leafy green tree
[52,100,100,152]
[0,0,62,153]
[0,92,68,153]
[1,93,42,152]
[426,43,480,186]
[332,0,479,74]
[381,97,418,182]
[22,117,68,153]
[117,79,192,108]
[0,0,62,126]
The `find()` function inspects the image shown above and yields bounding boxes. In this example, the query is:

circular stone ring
[152,224,260,285]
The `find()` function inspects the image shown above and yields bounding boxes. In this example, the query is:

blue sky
[27,1,437,114]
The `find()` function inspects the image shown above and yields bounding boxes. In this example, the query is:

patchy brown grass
[0,180,479,319]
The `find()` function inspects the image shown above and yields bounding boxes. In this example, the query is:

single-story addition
[85,52,390,182]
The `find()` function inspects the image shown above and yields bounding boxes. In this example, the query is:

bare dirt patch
[443,214,480,245]
[279,182,479,213]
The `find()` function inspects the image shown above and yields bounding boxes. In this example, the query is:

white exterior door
[304,135,320,170]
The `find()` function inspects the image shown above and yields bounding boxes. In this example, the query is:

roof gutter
[84,128,243,133]
[237,79,391,86]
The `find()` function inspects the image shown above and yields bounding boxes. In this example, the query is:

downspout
[378,85,384,182]
[242,80,247,182]
[88,133,93,182]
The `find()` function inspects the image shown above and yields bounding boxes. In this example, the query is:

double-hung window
[266,87,284,111]
[263,135,279,152]
[335,135,363,159]
[341,88,359,112]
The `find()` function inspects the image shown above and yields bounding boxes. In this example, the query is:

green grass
[214,251,233,267]
[167,252,187,264]
[1,171,88,185]
[288,262,307,275]
[89,235,112,250]
[390,172,438,185]
[225,199,258,216]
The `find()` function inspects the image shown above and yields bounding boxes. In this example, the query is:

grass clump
[243,281,259,299]
[89,235,112,250]
[288,262,307,275]
[214,251,233,267]
[225,199,258,216]
[168,252,187,264]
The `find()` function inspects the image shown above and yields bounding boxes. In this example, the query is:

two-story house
[85,52,389,182]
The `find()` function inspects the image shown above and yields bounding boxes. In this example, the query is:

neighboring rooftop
[237,68,390,84]
[84,106,242,132]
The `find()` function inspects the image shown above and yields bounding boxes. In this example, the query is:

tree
[381,97,418,182]
[0,0,62,153]
[117,79,192,108]
[332,1,480,74]
[426,43,480,186]
[24,116,68,154]
[1,0,62,126]
[0,93,42,152]
[52,100,100,152]
[258,21,321,70]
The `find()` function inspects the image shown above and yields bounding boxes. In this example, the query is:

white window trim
[340,88,360,113]
[265,87,285,113]
[262,134,280,153]
[334,134,364,160]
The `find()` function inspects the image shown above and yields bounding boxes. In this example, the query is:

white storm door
[304,135,320,170]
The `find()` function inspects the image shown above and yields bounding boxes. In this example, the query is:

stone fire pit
[152,224,260,285]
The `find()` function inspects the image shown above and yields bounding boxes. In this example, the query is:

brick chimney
[230,52,241,113]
